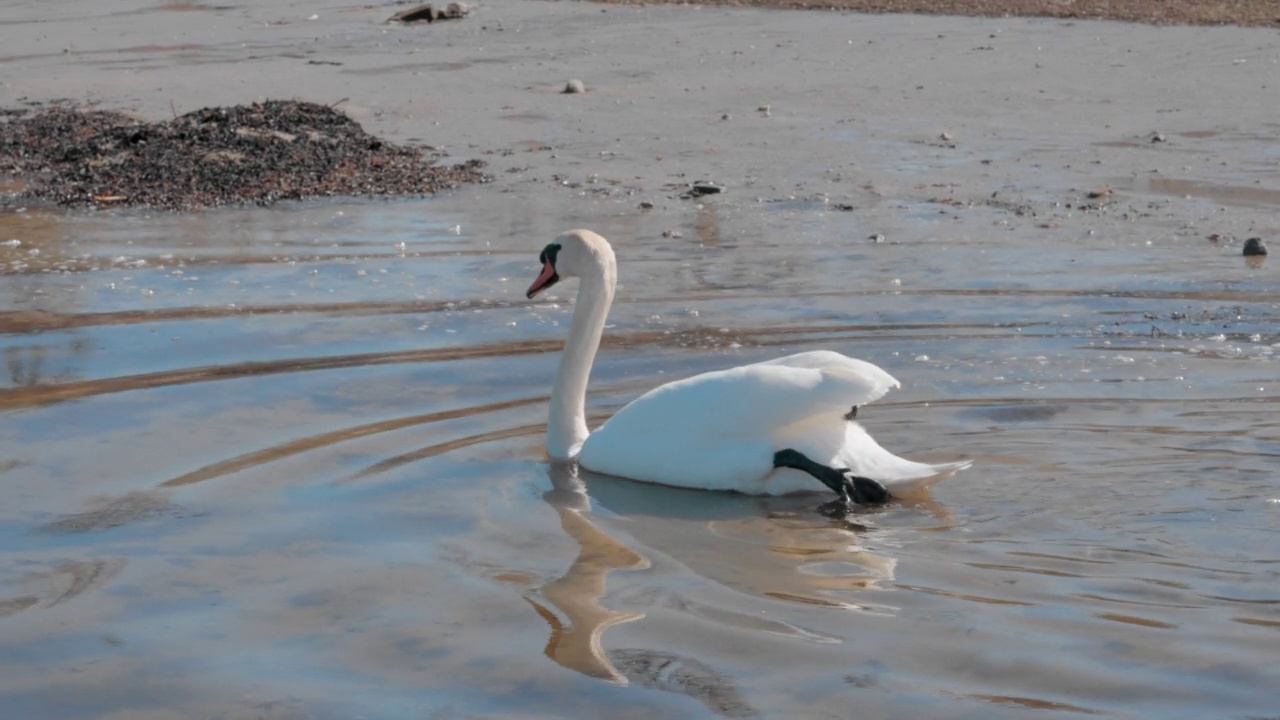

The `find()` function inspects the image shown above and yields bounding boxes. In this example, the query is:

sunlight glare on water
[1,196,1278,719]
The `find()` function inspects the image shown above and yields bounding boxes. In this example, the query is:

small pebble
[1243,237,1268,256]
[563,79,586,94]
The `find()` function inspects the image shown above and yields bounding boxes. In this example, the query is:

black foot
[842,470,889,505]
[773,448,891,509]
[817,496,855,518]
[843,406,858,421]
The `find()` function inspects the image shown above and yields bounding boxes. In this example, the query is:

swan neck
[547,263,615,460]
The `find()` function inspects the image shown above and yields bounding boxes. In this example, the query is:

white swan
[526,229,970,509]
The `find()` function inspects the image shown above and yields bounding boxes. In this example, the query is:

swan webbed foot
[772,449,891,509]
[840,469,889,505]
[817,496,855,518]
[844,406,858,421]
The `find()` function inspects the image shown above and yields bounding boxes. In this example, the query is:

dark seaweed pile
[0,100,486,210]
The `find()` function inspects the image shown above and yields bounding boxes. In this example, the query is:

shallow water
[1,191,1278,720]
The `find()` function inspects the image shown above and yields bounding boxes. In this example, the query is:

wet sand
[3,0,1278,231]
[607,0,1280,27]
[2,1,1280,719]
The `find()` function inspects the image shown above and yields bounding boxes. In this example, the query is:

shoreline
[590,0,1280,28]
[0,0,1274,250]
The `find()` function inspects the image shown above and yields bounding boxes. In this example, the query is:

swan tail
[835,422,971,496]
[880,459,971,496]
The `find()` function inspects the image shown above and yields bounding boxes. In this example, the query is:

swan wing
[597,354,894,438]
[756,349,901,407]
[579,355,899,490]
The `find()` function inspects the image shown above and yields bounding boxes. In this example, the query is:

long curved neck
[547,257,615,460]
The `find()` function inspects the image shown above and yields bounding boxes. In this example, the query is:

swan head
[526,229,616,299]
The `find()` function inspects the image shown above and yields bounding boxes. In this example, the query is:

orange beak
[526,259,559,298]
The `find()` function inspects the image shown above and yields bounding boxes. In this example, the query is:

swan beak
[527,260,560,298]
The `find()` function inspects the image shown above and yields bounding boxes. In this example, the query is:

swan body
[527,229,969,500]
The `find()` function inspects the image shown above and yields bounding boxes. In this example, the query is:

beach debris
[758,105,771,117]
[389,2,469,23]
[1086,186,1113,199]
[869,233,885,243]
[686,182,723,198]
[0,100,486,210]
[1243,237,1268,256]
[662,229,683,239]
[563,79,587,94]
[1148,131,1167,143]
[390,4,436,22]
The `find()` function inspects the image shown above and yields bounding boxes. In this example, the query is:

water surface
[1,193,1278,719]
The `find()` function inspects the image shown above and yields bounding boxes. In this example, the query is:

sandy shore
[609,0,1280,27]
[2,0,1277,243]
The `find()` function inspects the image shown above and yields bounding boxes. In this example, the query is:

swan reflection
[524,463,649,684]
[524,463,915,685]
